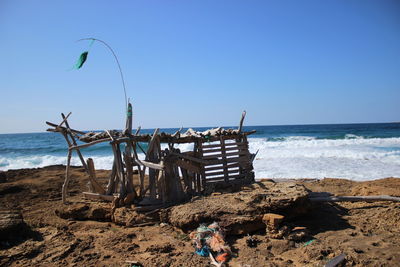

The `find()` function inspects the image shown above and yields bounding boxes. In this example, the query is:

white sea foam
[1,137,400,181]
[0,155,116,171]
[249,137,400,180]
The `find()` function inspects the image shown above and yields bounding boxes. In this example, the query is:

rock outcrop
[166,181,310,234]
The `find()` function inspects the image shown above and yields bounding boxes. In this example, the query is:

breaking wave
[249,137,400,180]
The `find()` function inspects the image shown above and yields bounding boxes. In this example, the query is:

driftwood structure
[46,106,256,209]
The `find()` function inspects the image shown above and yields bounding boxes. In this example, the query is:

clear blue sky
[0,0,399,133]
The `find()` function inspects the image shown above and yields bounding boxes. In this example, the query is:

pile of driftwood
[46,107,256,210]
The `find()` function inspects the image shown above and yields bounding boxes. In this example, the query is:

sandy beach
[1,165,399,266]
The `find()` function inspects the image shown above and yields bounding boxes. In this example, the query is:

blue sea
[1,123,400,181]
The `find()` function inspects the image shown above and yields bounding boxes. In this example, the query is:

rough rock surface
[55,203,111,221]
[167,181,310,234]
[0,210,25,240]
[112,207,157,226]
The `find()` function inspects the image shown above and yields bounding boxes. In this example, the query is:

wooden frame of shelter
[46,106,256,209]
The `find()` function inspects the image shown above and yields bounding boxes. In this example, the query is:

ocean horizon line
[1,121,399,136]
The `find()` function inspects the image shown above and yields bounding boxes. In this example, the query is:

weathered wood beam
[57,112,72,128]
[106,161,117,195]
[238,110,246,133]
[86,158,106,194]
[174,159,201,173]
[62,150,72,204]
[69,138,111,151]
[45,121,85,135]
[61,113,89,172]
[169,151,210,165]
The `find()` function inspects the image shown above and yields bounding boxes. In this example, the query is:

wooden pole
[61,113,88,172]
[219,137,229,183]
[197,141,206,190]
[146,129,160,199]
[62,150,72,204]
[116,143,127,197]
[123,151,135,194]
[238,110,246,133]
[57,112,72,129]
[86,158,106,194]
[123,102,134,194]
[46,121,85,135]
[106,161,117,195]
[124,102,133,135]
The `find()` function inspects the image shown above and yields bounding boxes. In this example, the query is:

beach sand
[1,165,399,266]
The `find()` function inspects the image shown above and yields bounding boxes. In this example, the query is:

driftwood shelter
[46,106,256,210]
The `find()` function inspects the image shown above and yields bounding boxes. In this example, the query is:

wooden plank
[110,143,126,197]
[147,129,160,199]
[173,164,184,198]
[204,162,242,171]
[134,159,164,170]
[204,155,250,166]
[83,192,116,201]
[156,169,164,202]
[205,165,240,171]
[202,150,249,160]
[201,141,248,149]
[219,137,229,183]
[123,152,136,196]
[163,162,173,202]
[174,159,201,173]
[206,172,240,179]
[202,145,247,154]
[196,173,201,193]
[131,143,145,196]
[139,165,145,197]
[188,171,195,193]
[205,173,246,182]
[205,168,240,177]
[106,161,117,195]
[86,158,106,194]
[193,142,202,193]
[198,141,206,190]
[180,167,192,193]
[169,151,209,165]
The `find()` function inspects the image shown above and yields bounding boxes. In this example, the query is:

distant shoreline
[1,121,399,135]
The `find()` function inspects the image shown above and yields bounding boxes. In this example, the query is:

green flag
[74,51,89,69]
[72,39,94,70]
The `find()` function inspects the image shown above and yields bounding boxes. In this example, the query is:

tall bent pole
[77,38,128,111]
